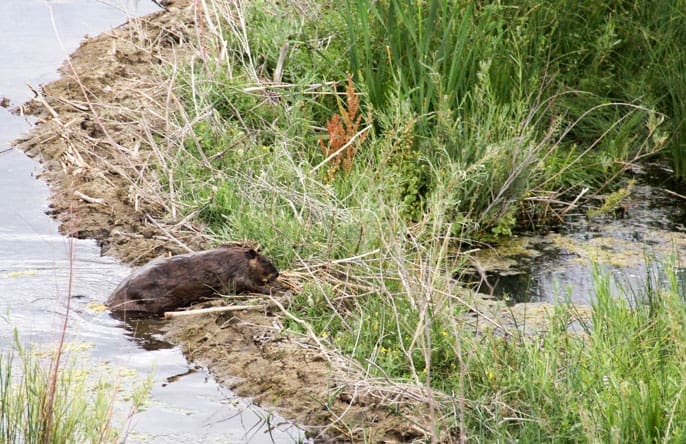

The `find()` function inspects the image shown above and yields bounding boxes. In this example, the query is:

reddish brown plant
[318,75,369,181]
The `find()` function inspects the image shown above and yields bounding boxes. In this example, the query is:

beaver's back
[107,246,278,314]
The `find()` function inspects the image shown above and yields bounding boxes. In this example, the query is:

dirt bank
[14,0,209,264]
[13,1,433,442]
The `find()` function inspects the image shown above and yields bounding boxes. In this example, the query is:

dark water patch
[109,311,175,351]
[561,168,686,236]
[469,270,535,304]
[469,171,686,305]
[466,244,579,304]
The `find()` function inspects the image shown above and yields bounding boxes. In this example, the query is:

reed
[452,263,686,441]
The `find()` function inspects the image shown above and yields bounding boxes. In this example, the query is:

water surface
[468,172,686,305]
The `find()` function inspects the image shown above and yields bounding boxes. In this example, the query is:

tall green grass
[0,337,149,443]
[170,0,671,254]
[633,1,686,177]
[157,0,686,439]
[454,264,686,441]
[342,0,671,191]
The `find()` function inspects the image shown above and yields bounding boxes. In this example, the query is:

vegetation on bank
[158,0,686,439]
[0,336,149,443]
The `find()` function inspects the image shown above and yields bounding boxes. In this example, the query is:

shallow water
[469,171,686,305]
[0,1,305,442]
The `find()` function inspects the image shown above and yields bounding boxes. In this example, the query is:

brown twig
[664,188,686,201]
[145,214,194,253]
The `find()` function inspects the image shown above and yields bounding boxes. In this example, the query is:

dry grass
[14,1,216,263]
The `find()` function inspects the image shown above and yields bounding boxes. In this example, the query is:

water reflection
[469,172,686,305]
[109,310,175,351]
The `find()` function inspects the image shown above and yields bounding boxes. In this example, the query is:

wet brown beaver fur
[107,245,279,315]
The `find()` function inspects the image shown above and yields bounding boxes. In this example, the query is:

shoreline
[12,1,430,441]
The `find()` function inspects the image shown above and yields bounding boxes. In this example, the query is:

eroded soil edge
[13,2,429,442]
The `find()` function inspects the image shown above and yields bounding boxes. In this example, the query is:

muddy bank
[12,1,434,441]
[14,0,207,264]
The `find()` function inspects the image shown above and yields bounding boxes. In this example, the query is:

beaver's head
[246,249,279,284]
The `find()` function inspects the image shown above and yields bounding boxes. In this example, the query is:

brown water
[0,1,305,442]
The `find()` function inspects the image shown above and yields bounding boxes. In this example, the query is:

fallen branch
[291,249,380,272]
[560,186,589,217]
[26,82,63,125]
[664,188,686,201]
[242,81,337,93]
[74,190,106,205]
[164,303,267,318]
[267,294,332,362]
[145,213,194,253]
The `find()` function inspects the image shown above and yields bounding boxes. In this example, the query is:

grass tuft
[0,336,149,444]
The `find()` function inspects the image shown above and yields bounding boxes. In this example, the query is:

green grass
[291,257,686,440]
[159,0,686,440]
[285,241,686,440]
[170,0,674,249]
[460,264,686,441]
[0,336,149,443]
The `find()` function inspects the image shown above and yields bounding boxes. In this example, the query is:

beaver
[107,245,279,315]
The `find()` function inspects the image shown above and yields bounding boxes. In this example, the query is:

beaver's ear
[245,249,258,259]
